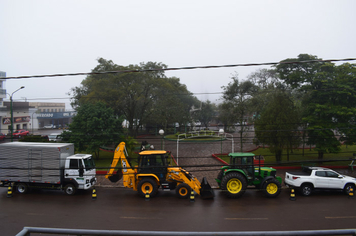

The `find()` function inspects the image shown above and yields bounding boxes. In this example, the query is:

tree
[194,100,215,129]
[276,54,356,160]
[254,90,300,163]
[65,102,123,159]
[221,74,258,152]
[70,58,197,137]
[146,77,197,133]
[303,63,356,159]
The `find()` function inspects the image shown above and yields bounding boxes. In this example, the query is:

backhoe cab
[105,142,214,199]
[215,153,282,198]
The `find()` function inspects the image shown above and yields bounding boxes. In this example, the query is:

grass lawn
[215,145,356,166]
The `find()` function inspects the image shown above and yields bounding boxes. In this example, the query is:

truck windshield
[84,156,95,171]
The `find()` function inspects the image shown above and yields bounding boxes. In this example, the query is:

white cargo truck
[0,142,96,195]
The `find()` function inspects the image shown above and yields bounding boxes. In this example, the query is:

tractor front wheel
[137,178,158,198]
[221,172,247,198]
[262,178,281,198]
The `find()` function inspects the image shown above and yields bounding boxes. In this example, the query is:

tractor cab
[138,150,169,181]
[229,153,255,180]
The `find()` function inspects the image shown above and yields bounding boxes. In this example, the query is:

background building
[0,71,7,134]
[0,71,75,134]
[29,102,75,130]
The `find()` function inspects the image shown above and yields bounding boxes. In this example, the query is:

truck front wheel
[262,179,281,198]
[221,172,247,198]
[64,184,77,195]
[16,183,28,194]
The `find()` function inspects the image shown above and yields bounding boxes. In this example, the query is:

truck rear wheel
[262,178,281,198]
[16,183,28,194]
[138,178,158,198]
[176,183,191,199]
[221,172,247,198]
[64,184,77,195]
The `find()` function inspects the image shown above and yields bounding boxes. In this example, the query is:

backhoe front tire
[176,183,191,199]
[221,172,247,198]
[137,178,158,198]
[262,178,281,198]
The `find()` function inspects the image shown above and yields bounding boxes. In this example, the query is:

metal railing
[16,227,356,236]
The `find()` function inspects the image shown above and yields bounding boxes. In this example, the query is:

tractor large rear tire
[262,178,281,198]
[216,170,224,188]
[221,172,247,198]
[137,178,158,198]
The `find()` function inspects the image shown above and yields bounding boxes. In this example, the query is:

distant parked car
[13,130,30,138]
[48,133,62,142]
[44,124,56,129]
[0,133,5,141]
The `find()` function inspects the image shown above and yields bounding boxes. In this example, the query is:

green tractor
[216,153,282,198]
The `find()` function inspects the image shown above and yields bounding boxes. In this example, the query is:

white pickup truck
[285,167,356,196]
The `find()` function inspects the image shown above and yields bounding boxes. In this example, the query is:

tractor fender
[224,169,247,178]
[136,174,160,184]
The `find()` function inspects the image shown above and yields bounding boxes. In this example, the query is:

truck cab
[64,154,96,194]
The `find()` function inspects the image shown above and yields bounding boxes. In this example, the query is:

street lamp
[219,129,224,155]
[8,86,25,142]
[159,129,164,150]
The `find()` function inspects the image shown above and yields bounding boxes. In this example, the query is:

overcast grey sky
[1,0,355,109]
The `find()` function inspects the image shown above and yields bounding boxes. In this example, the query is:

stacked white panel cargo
[0,142,96,195]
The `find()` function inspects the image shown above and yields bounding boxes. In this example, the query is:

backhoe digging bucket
[108,171,123,183]
[199,177,215,199]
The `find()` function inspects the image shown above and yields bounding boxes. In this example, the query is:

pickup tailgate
[284,172,306,187]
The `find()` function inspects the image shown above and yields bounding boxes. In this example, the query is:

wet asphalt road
[1,186,356,235]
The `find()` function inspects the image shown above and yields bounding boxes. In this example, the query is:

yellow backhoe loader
[105,142,214,199]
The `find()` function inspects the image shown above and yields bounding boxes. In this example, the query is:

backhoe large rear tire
[221,172,247,198]
[262,178,281,198]
[137,178,158,198]
[176,183,191,199]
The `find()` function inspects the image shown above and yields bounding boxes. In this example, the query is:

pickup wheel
[262,178,281,198]
[16,183,28,194]
[221,172,247,198]
[344,183,355,195]
[64,184,77,195]
[138,178,158,198]
[300,183,313,196]
[176,183,191,199]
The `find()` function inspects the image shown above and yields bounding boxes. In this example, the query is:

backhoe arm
[105,142,129,182]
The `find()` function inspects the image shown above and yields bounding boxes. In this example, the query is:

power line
[3,58,356,80]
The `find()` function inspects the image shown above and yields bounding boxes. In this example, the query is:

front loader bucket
[108,171,123,183]
[199,177,215,199]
